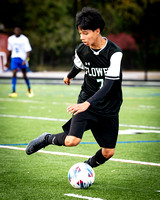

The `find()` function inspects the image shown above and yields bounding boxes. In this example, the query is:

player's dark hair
[76,7,105,33]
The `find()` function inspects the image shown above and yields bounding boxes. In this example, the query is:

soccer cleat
[27,89,34,97]
[8,92,18,97]
[84,158,92,166]
[25,132,50,155]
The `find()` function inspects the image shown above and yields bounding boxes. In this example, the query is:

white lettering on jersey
[96,68,103,76]
[74,49,122,80]
[84,66,108,77]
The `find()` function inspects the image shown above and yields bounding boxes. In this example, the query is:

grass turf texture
[0,83,160,200]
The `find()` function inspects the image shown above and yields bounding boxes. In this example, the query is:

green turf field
[0,83,160,200]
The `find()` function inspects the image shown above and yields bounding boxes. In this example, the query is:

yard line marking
[64,193,105,200]
[139,105,156,108]
[0,145,160,167]
[120,124,160,130]
[110,158,160,166]
[52,102,71,105]
[0,98,71,105]
[119,129,160,134]
[0,114,160,130]
[0,114,67,122]
[0,98,41,103]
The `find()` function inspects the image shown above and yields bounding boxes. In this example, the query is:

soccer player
[26,7,123,168]
[7,27,33,97]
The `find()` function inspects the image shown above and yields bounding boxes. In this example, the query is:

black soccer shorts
[62,110,119,148]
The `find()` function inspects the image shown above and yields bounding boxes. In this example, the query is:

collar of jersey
[89,37,108,55]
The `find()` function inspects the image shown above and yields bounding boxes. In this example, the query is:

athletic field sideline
[1,70,160,80]
[0,70,160,87]
[0,83,160,200]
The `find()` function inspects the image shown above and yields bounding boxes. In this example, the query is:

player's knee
[102,148,115,159]
[65,136,81,147]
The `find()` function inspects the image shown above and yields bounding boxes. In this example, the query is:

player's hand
[64,76,72,85]
[67,101,90,115]
[22,60,26,65]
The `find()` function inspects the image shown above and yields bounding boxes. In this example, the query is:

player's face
[14,27,21,37]
[78,28,100,47]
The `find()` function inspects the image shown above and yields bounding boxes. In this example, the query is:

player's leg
[12,69,17,93]
[85,148,115,167]
[26,111,91,155]
[64,135,81,146]
[46,111,90,148]
[102,147,115,159]
[25,132,66,155]
[9,58,18,97]
[25,131,82,155]
[21,68,33,96]
[85,116,119,168]
[46,132,81,146]
[46,133,81,146]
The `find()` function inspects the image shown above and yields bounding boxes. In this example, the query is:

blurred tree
[24,0,74,66]
[0,0,159,70]
[110,0,160,71]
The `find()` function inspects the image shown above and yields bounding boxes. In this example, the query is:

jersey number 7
[97,79,104,89]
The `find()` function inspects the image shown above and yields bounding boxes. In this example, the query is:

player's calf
[84,149,112,168]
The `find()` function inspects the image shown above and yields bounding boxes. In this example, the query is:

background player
[26,7,123,168]
[7,27,33,97]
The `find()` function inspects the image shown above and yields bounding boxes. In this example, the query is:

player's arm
[67,80,113,115]
[6,51,11,68]
[22,52,30,65]
[7,38,12,68]
[67,101,90,115]
[64,50,84,85]
[87,79,114,106]
[87,52,122,106]
[67,52,122,115]
[23,37,32,65]
[64,65,82,85]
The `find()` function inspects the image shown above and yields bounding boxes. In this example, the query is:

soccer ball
[68,162,95,189]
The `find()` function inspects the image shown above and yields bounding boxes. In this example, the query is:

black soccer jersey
[70,38,123,117]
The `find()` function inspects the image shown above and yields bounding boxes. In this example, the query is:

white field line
[119,129,160,134]
[0,98,41,103]
[120,124,160,130]
[0,145,160,167]
[0,114,160,130]
[0,114,67,122]
[0,98,70,105]
[64,193,105,200]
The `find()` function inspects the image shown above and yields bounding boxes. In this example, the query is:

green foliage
[114,0,144,26]
[24,0,74,54]
[0,0,160,69]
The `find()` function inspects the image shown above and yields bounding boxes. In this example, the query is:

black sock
[46,132,67,146]
[89,149,108,168]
